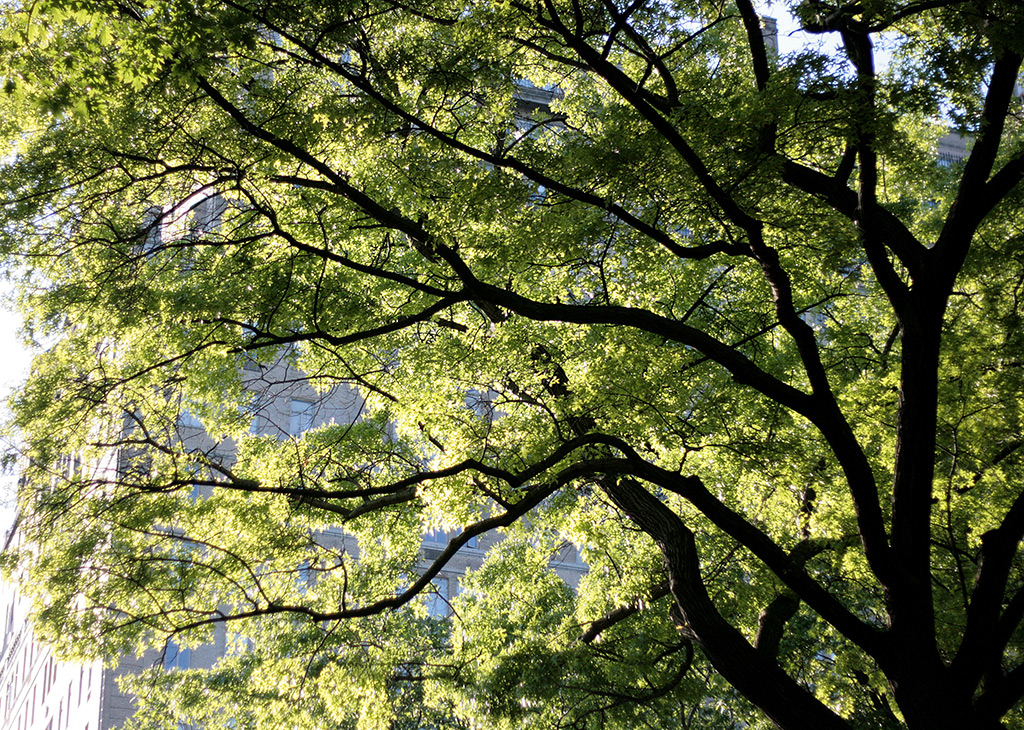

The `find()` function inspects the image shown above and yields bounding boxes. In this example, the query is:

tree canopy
[3,0,1024,728]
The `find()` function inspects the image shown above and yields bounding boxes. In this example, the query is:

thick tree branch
[601,477,852,730]
[245,182,456,298]
[953,485,1024,686]
[192,73,437,258]
[780,160,924,280]
[975,660,1024,725]
[166,479,558,633]
[981,148,1024,218]
[599,0,681,106]
[533,0,763,235]
[841,25,912,313]
[579,580,670,644]
[755,592,800,659]
[735,0,771,93]
[625,461,884,655]
[755,540,836,658]
[214,298,465,352]
[935,50,1023,283]
[867,0,974,32]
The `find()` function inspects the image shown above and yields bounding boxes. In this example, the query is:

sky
[762,1,846,59]
[0,294,30,531]
[0,294,31,394]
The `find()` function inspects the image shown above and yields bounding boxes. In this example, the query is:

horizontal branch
[166,478,558,633]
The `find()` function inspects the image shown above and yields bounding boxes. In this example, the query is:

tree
[3,0,1024,727]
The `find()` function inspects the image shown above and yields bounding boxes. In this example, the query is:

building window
[177,410,204,429]
[140,205,163,254]
[297,561,315,590]
[426,577,450,618]
[424,529,477,549]
[188,192,227,237]
[289,399,316,435]
[163,641,191,671]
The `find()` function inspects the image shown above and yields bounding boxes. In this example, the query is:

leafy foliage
[3,1,1024,728]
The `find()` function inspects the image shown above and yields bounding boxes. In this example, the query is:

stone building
[0,343,587,729]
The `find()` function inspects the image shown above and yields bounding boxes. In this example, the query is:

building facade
[1,344,587,729]
[0,558,139,730]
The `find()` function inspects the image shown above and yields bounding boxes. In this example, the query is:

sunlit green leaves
[4,0,1024,728]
